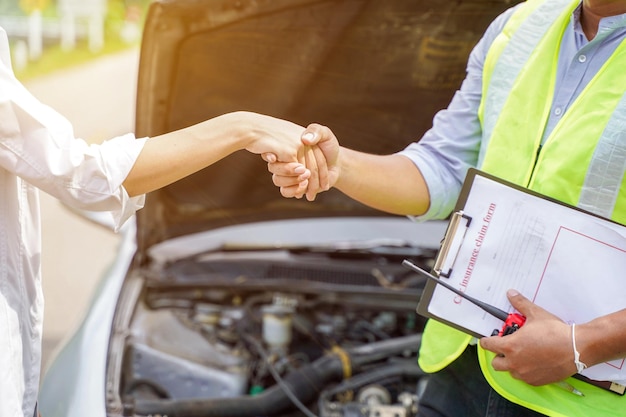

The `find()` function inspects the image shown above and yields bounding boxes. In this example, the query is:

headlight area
[105,259,432,417]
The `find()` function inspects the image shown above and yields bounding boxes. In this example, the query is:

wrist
[225,111,258,150]
[574,319,609,369]
[187,111,252,153]
[332,146,350,191]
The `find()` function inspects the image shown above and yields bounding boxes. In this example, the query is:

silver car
[38,0,517,416]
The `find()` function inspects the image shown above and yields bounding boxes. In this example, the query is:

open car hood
[134,0,518,252]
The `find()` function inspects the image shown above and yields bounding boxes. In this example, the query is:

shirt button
[578,54,587,63]
[555,107,562,116]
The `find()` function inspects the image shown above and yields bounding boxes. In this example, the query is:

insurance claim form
[425,170,626,383]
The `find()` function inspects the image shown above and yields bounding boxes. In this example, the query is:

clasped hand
[264,123,339,201]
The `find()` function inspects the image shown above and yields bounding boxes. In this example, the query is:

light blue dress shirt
[399,1,626,221]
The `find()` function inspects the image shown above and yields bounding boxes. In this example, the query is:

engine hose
[320,360,424,401]
[133,354,343,417]
[132,333,422,417]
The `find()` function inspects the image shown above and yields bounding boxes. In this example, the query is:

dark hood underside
[134,0,520,251]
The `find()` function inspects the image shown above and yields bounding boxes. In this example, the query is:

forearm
[334,147,430,216]
[123,114,246,196]
[123,111,305,197]
[576,308,626,367]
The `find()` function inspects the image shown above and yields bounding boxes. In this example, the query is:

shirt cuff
[396,147,460,222]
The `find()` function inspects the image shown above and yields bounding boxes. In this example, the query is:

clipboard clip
[433,210,472,278]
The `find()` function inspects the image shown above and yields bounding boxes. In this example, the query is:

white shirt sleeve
[0,29,146,231]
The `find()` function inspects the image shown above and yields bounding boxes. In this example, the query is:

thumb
[262,152,277,163]
[301,131,318,146]
[506,289,533,316]
[301,123,327,145]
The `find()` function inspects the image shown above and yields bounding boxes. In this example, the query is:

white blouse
[0,27,145,417]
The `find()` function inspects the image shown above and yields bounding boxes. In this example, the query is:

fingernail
[293,164,306,174]
[507,289,520,297]
[302,132,315,143]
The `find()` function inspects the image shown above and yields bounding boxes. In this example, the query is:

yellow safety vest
[418,0,626,415]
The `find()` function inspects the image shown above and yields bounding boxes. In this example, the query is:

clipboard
[417,168,533,338]
[415,168,626,390]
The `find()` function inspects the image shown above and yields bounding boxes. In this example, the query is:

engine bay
[113,250,435,417]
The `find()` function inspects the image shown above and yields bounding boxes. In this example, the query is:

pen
[401,260,526,335]
[555,381,584,397]
[402,260,510,320]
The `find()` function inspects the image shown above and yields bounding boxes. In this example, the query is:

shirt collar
[570,2,626,46]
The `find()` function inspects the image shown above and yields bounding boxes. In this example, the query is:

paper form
[426,173,626,382]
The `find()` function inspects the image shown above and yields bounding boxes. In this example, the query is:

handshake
[262,123,339,202]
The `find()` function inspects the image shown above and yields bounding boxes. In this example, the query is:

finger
[303,122,338,145]
[267,161,307,176]
[506,289,536,318]
[296,178,309,198]
[304,146,320,201]
[481,335,510,372]
[479,335,505,356]
[280,181,308,199]
[272,172,310,188]
[262,152,277,163]
[311,145,329,191]
[490,353,509,372]
[295,146,314,199]
[279,185,300,199]
[268,162,310,201]
[302,131,317,146]
[301,123,324,145]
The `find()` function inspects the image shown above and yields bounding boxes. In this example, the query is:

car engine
[113,247,436,417]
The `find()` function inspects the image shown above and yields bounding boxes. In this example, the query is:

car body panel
[38,221,137,416]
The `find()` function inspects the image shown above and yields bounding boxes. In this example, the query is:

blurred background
[1,0,150,370]
[1,0,148,79]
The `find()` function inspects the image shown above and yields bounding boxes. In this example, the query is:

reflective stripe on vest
[478,0,575,168]
[578,93,626,219]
